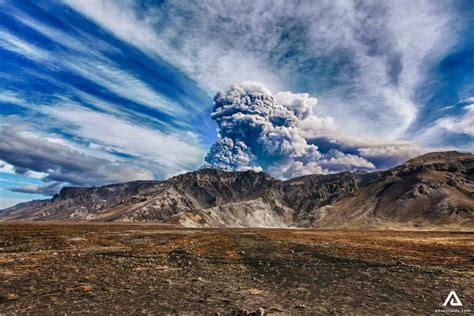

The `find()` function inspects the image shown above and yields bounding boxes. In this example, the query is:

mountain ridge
[1,151,473,229]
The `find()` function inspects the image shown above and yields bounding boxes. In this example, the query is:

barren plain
[0,222,472,314]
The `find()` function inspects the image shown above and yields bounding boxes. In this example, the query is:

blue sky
[0,0,473,208]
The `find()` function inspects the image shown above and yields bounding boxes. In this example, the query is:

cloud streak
[0,92,206,178]
[64,0,460,142]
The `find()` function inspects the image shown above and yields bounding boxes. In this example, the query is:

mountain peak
[404,151,473,165]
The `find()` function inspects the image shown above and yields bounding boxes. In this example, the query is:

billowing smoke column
[204,83,374,178]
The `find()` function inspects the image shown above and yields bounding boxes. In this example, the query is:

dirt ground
[0,222,472,314]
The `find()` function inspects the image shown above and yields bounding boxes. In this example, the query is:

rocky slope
[1,151,473,228]
[1,181,158,220]
[324,151,474,228]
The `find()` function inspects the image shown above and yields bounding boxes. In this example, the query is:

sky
[0,0,473,208]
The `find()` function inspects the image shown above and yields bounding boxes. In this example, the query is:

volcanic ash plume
[203,82,374,178]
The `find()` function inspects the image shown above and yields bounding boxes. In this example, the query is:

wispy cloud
[0,5,210,195]
[434,104,474,137]
[11,11,118,58]
[63,0,285,93]
[0,25,186,118]
[62,57,185,116]
[41,102,205,173]
[0,92,206,178]
[0,28,50,61]
[63,0,463,144]
[0,0,472,202]
[415,99,474,151]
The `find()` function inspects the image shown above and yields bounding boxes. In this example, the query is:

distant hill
[1,151,473,229]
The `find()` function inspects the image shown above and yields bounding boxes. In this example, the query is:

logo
[443,291,463,307]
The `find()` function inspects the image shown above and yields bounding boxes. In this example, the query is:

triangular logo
[443,291,463,307]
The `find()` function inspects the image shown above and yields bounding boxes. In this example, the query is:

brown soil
[0,222,472,314]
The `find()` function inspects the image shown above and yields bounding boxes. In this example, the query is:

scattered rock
[230,308,264,316]
[231,309,250,316]
[1,293,19,302]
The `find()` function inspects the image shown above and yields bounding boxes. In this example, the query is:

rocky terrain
[0,223,472,314]
[1,181,158,221]
[1,151,473,228]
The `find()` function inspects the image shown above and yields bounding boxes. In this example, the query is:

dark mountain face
[1,181,159,221]
[324,151,474,228]
[168,168,278,208]
[280,172,361,219]
[1,151,473,229]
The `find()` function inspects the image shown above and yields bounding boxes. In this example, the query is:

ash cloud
[204,83,375,178]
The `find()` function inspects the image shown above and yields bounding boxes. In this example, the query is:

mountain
[0,181,158,220]
[1,151,473,229]
[305,151,474,228]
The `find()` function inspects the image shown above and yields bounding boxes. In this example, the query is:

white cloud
[358,145,431,160]
[0,26,184,117]
[435,104,474,137]
[11,12,118,58]
[0,160,15,174]
[63,0,284,93]
[63,0,459,144]
[41,103,205,176]
[320,150,375,170]
[0,91,206,178]
[61,57,184,116]
[415,101,474,152]
[0,28,50,62]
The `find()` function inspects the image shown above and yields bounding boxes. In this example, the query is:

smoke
[204,83,375,178]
